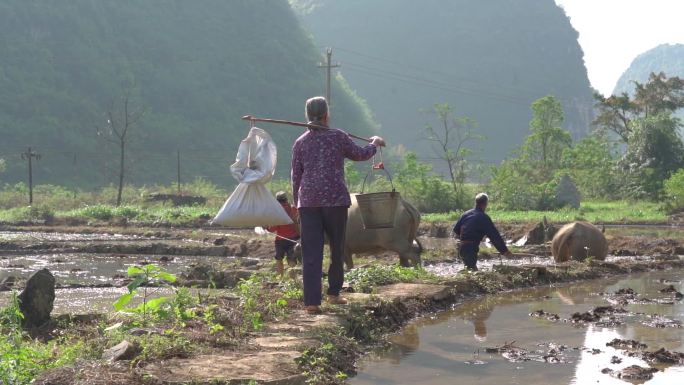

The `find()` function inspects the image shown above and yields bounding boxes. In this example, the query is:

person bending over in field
[452,193,512,271]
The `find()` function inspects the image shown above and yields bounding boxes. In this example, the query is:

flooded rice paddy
[0,252,241,285]
[352,270,684,385]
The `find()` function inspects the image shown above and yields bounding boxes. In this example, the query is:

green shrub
[664,168,684,212]
[0,206,55,223]
[112,206,142,219]
[73,205,114,220]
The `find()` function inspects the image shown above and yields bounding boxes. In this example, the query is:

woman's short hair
[305,96,328,124]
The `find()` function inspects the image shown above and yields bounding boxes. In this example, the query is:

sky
[554,0,684,95]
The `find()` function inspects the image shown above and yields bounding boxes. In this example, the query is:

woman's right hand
[370,136,386,147]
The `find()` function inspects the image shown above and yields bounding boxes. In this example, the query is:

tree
[561,133,619,199]
[424,103,482,196]
[525,95,572,173]
[96,88,145,206]
[594,73,684,198]
[594,72,684,142]
[393,152,460,212]
[489,95,572,210]
[619,113,684,198]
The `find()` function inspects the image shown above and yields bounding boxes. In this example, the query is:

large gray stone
[555,175,581,209]
[18,269,55,328]
[102,340,138,362]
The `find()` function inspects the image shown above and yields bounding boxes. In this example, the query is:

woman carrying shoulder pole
[291,96,385,314]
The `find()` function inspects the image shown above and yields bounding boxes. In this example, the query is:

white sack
[211,127,293,227]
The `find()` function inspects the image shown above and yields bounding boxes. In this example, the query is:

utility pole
[177,149,181,195]
[21,147,41,205]
[318,47,340,110]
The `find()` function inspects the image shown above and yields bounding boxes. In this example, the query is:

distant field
[423,200,668,224]
[0,194,669,227]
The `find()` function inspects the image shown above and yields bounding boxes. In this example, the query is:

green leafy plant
[1,292,86,385]
[202,304,224,334]
[171,287,198,327]
[235,273,303,332]
[345,265,437,293]
[113,264,177,325]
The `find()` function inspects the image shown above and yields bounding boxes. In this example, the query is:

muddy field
[1,221,683,384]
[1,221,683,314]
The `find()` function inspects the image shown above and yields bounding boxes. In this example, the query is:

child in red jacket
[267,191,300,275]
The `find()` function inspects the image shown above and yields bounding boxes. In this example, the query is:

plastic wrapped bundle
[211,127,293,227]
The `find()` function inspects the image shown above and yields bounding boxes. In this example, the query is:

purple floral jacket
[291,128,377,208]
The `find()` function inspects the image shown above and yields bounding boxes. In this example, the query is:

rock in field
[18,269,55,328]
[102,340,139,362]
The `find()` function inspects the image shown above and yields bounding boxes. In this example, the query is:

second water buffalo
[551,221,608,262]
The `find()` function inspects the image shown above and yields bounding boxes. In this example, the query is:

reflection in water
[452,298,494,342]
[352,271,684,385]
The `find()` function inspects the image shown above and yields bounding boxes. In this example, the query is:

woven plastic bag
[211,127,293,227]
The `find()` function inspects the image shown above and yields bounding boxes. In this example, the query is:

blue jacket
[452,207,509,253]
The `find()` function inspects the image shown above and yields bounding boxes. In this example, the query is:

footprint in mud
[636,348,684,365]
[529,309,560,321]
[606,338,648,350]
[642,314,682,329]
[604,287,666,306]
[570,306,627,326]
[486,341,570,364]
[601,365,659,382]
[606,339,684,366]
[659,284,684,300]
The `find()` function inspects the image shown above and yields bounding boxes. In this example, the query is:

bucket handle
[361,148,396,193]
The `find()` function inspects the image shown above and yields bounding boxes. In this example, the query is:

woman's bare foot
[327,295,348,305]
[275,260,284,276]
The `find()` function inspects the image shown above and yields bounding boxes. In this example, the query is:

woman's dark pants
[299,206,348,306]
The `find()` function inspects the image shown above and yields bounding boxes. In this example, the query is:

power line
[342,62,533,106]
[333,45,551,99]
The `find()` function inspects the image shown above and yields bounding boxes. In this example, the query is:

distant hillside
[291,0,595,163]
[614,44,684,94]
[0,0,376,187]
[614,44,684,133]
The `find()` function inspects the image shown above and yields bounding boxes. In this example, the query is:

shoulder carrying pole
[241,115,371,143]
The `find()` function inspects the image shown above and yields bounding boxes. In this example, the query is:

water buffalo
[344,194,422,268]
[551,221,608,262]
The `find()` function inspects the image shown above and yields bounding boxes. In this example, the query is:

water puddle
[0,253,239,285]
[352,270,684,385]
[603,225,684,241]
[0,286,228,314]
[425,255,671,277]
[0,231,157,242]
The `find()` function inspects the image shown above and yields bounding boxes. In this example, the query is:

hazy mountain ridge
[614,44,684,95]
[0,0,376,187]
[613,43,684,133]
[290,0,595,162]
